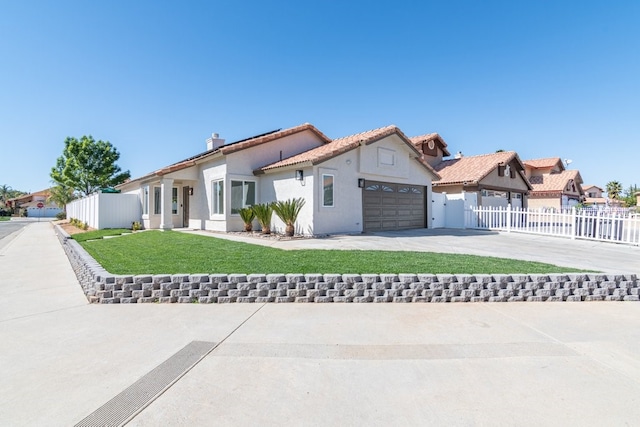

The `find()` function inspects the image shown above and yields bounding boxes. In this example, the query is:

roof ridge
[332,124,397,141]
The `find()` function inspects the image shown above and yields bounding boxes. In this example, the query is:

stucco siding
[260,170,316,235]
[528,197,561,210]
[226,130,325,172]
[482,168,530,191]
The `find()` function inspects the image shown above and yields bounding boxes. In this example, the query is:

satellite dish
[564,159,573,167]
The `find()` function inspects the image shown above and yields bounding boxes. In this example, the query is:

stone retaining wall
[55,225,639,304]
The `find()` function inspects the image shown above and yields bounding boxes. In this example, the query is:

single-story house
[7,189,64,218]
[523,158,584,209]
[116,123,440,235]
[425,151,532,208]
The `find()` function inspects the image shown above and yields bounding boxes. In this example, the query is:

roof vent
[454,151,463,159]
[206,133,225,151]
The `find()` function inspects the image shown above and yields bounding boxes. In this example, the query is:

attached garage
[363,180,426,232]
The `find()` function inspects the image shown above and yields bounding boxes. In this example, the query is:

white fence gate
[465,205,640,246]
[431,192,478,228]
[66,193,141,229]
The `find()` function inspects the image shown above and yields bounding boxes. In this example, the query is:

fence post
[506,204,512,233]
[571,208,576,240]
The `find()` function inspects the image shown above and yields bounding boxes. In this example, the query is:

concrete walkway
[1,223,640,426]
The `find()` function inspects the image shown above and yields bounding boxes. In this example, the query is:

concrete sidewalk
[1,223,640,426]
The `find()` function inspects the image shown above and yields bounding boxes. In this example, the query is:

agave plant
[238,207,255,232]
[272,197,306,237]
[252,203,273,234]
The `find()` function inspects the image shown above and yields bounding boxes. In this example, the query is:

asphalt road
[0,220,29,251]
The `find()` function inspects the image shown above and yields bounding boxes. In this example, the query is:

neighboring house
[425,151,532,208]
[116,123,440,235]
[7,189,63,218]
[582,184,607,207]
[410,133,451,167]
[523,158,584,209]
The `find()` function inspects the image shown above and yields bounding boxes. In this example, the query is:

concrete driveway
[1,223,640,426]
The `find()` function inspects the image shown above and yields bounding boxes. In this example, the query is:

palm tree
[252,203,273,234]
[606,181,623,201]
[272,198,306,237]
[0,184,11,207]
[48,185,76,212]
[238,207,256,232]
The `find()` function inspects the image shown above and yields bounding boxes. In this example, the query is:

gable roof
[523,157,565,171]
[529,170,584,195]
[433,151,530,188]
[410,133,451,156]
[255,125,440,178]
[582,184,603,192]
[118,123,330,186]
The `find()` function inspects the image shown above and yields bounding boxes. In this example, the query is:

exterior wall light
[358,178,365,188]
[295,170,304,181]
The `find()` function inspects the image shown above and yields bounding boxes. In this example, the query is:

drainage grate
[75,340,217,427]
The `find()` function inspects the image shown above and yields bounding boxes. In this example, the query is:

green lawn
[76,230,588,275]
[0,217,9,221]
[71,228,131,243]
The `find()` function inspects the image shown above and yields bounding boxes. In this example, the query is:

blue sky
[1,1,638,195]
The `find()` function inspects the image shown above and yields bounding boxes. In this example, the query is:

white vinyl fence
[465,205,640,246]
[66,193,141,229]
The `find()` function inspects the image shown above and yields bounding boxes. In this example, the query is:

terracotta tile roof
[523,157,564,170]
[410,133,451,156]
[220,123,330,155]
[119,123,330,186]
[257,125,440,178]
[529,170,584,194]
[433,151,525,186]
[582,184,603,192]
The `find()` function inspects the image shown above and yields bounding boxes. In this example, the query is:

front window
[171,187,178,215]
[231,180,255,214]
[323,174,334,207]
[212,180,224,214]
[153,187,161,215]
[142,186,149,215]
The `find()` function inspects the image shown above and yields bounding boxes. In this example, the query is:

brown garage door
[363,181,426,232]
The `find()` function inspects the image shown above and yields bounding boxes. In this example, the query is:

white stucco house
[115,123,440,235]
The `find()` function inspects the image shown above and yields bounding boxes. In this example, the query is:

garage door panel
[363,180,425,232]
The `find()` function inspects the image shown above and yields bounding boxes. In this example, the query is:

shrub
[56,212,67,220]
[131,221,142,231]
[238,207,255,232]
[252,203,273,234]
[272,198,306,237]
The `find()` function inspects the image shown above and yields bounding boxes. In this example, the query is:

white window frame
[171,187,178,215]
[142,186,149,215]
[322,174,334,207]
[212,180,224,215]
[153,187,161,215]
[230,180,256,215]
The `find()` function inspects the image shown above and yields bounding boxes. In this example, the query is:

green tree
[0,185,27,208]
[51,136,130,196]
[47,184,77,212]
[606,181,623,201]
[622,184,639,207]
[0,184,11,207]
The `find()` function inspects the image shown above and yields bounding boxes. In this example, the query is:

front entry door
[182,186,190,227]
